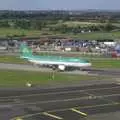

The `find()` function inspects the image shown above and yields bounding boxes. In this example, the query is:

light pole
[49,68,56,80]
[52,70,55,80]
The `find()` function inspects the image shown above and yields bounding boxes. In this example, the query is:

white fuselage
[28,59,91,67]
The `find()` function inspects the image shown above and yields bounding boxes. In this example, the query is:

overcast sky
[0,0,120,10]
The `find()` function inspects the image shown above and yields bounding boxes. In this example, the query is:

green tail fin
[20,43,32,57]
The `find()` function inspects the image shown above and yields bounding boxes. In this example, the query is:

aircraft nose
[87,63,92,67]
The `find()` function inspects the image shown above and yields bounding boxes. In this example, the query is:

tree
[104,22,114,31]
[59,24,67,33]
[14,19,31,29]
[32,20,47,30]
[0,20,10,27]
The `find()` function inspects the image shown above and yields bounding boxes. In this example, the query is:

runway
[0,63,120,77]
[0,63,51,72]
[0,83,120,120]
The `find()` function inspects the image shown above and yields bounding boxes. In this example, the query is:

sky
[0,0,120,10]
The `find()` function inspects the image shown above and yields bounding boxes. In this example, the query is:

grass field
[63,21,120,27]
[0,70,105,87]
[0,28,44,38]
[0,55,28,64]
[0,27,120,40]
[68,31,120,39]
[50,21,120,39]
[91,59,120,68]
[0,55,120,69]
[63,21,101,27]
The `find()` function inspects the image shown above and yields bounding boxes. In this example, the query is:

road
[0,83,120,120]
[0,50,114,60]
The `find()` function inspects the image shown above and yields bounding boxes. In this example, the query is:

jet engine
[58,65,65,71]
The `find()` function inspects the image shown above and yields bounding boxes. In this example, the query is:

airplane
[20,43,92,71]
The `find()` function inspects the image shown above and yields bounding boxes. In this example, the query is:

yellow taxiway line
[43,112,63,119]
[71,108,87,117]
[13,117,23,120]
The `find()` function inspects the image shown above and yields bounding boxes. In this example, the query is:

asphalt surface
[0,83,120,120]
[0,61,120,120]
[1,63,120,77]
[0,63,51,72]
[0,50,118,60]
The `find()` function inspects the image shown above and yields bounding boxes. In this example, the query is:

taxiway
[0,83,120,120]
